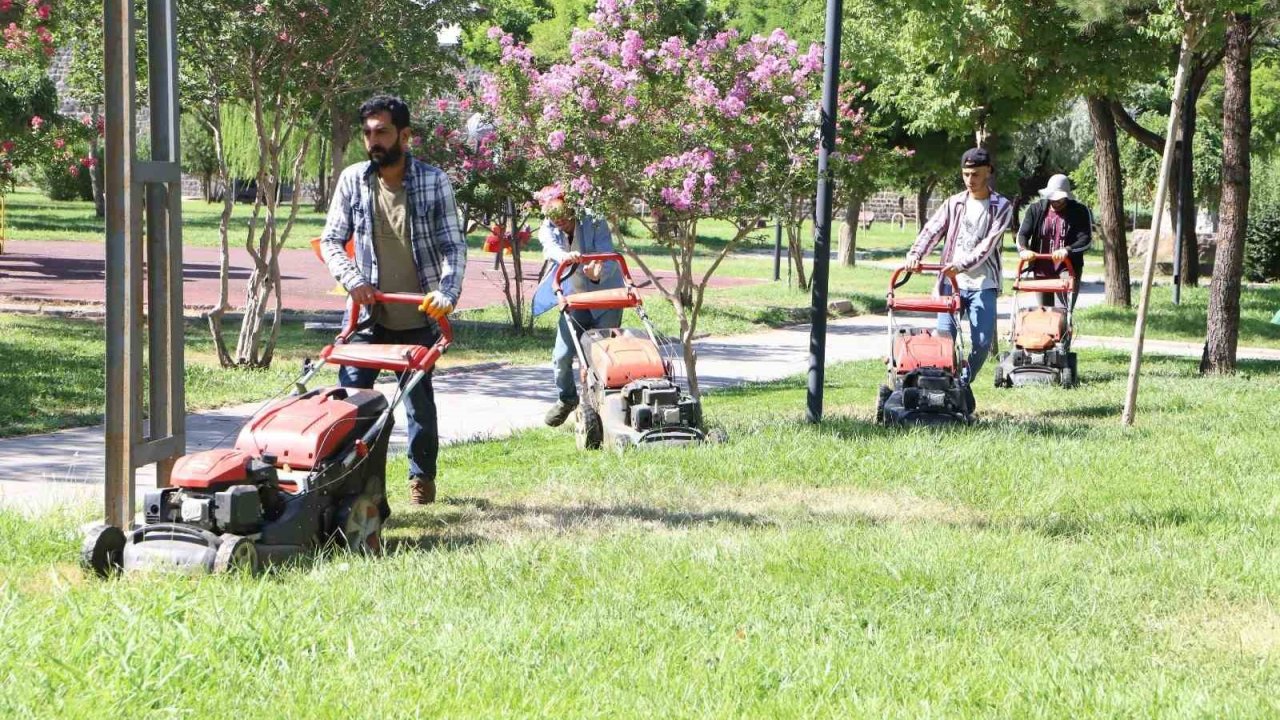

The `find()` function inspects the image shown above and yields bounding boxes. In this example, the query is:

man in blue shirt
[531,185,624,427]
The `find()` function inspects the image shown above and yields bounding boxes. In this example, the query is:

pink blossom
[570,175,592,196]
[0,0,12,11]
[0,141,14,154]
[620,30,644,68]
[459,98,472,111]
[617,115,637,129]
[81,156,97,168]
[547,130,566,150]
[29,115,43,131]
[703,172,717,188]
[35,3,49,19]
[67,165,80,177]
[436,99,450,112]
[253,3,264,14]
[486,26,504,40]
[623,95,638,109]
[53,137,65,149]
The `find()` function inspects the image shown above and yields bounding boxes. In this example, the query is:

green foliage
[843,0,1081,141]
[1244,199,1280,282]
[711,0,822,42]
[36,158,93,202]
[217,104,324,180]
[461,0,555,66]
[181,113,220,181]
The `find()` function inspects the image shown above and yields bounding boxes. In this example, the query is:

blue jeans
[553,308,622,403]
[936,282,997,383]
[338,324,439,481]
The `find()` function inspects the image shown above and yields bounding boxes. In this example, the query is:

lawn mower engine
[579,328,706,449]
[877,328,974,426]
[994,307,1078,388]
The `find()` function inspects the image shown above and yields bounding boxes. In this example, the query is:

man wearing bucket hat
[1016,174,1093,308]
[905,147,1014,382]
[529,184,625,427]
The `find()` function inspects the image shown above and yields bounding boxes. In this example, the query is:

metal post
[806,0,842,424]
[104,0,185,526]
[773,219,782,281]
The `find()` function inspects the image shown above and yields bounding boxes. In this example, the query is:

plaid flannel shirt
[320,156,467,324]
[908,189,1013,292]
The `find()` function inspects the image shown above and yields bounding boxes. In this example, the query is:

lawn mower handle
[552,252,635,294]
[336,291,454,346]
[887,263,958,296]
[1016,252,1077,280]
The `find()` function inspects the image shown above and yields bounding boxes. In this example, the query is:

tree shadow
[1039,404,1122,419]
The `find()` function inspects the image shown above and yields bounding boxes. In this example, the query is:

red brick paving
[0,240,759,313]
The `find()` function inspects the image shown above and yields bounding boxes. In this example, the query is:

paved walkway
[2,281,1275,515]
[0,240,758,313]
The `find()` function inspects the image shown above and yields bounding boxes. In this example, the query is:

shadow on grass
[390,496,771,535]
[1040,404,1123,420]
[814,411,1087,440]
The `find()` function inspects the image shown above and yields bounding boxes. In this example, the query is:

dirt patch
[386,484,984,545]
[1164,601,1280,657]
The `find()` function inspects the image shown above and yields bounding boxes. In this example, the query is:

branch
[611,226,674,301]
[1108,100,1164,153]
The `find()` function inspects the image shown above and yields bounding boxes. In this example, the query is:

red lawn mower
[876,263,975,426]
[554,252,711,450]
[80,292,451,576]
[993,254,1078,388]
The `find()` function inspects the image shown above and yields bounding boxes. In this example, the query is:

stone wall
[861,190,943,224]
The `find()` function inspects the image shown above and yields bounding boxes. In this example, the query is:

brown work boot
[409,476,436,505]
[544,399,577,427]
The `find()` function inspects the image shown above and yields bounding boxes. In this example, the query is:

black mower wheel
[576,399,603,450]
[875,385,892,424]
[993,364,1006,389]
[1060,367,1076,388]
[337,494,385,555]
[213,534,259,575]
[80,523,126,578]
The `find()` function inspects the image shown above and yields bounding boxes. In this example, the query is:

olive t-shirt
[372,176,426,330]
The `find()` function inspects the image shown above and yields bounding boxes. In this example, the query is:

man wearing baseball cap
[905,147,1013,382]
[1016,173,1092,308]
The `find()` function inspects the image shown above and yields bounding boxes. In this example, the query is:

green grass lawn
[1076,284,1280,349]
[5,351,1280,716]
[0,313,553,437]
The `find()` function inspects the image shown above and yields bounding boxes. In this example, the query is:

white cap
[1039,174,1073,202]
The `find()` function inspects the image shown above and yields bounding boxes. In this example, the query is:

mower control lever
[1015,253,1077,281]
[336,291,454,346]
[553,252,634,291]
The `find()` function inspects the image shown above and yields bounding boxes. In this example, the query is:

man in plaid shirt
[905,148,1012,383]
[320,95,467,505]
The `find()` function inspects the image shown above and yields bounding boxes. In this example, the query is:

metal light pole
[805,0,842,424]
[773,219,783,281]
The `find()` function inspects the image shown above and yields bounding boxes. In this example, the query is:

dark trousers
[338,324,439,481]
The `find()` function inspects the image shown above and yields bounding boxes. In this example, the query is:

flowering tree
[490,1,823,394]
[0,0,70,192]
[413,86,546,330]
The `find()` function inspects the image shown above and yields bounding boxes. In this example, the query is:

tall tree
[1204,10,1257,372]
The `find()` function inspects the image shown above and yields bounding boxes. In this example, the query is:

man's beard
[368,142,404,168]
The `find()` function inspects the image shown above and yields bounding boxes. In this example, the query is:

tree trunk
[1087,96,1132,307]
[785,223,809,289]
[915,177,936,233]
[1178,67,1209,288]
[313,137,329,212]
[88,107,105,219]
[836,194,859,267]
[1203,12,1251,375]
[329,110,353,204]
